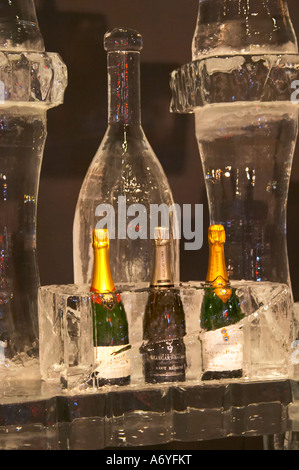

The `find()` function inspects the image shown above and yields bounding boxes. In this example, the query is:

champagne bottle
[141,227,186,383]
[90,228,130,387]
[200,224,244,381]
[73,27,179,288]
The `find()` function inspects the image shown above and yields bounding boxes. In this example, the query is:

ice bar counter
[0,284,297,450]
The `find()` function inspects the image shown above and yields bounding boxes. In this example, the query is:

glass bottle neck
[107,50,141,126]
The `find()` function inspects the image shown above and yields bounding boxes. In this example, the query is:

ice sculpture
[0,0,67,373]
[170,0,299,380]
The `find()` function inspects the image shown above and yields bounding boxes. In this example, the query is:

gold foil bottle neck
[91,229,115,293]
[206,224,231,302]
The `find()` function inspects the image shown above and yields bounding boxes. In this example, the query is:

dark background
[33,0,299,450]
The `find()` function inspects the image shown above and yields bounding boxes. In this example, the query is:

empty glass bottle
[73,28,179,289]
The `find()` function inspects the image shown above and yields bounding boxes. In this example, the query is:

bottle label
[201,324,243,372]
[94,344,131,379]
[142,339,186,381]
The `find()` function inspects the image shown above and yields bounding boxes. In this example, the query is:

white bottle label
[201,324,243,372]
[94,344,131,379]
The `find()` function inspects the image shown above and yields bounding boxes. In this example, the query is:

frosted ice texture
[170,54,299,113]
[0,51,67,107]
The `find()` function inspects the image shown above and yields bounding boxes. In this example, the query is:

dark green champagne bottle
[200,225,244,381]
[90,228,130,387]
[141,227,186,383]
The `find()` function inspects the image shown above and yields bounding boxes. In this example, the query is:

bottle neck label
[91,292,121,309]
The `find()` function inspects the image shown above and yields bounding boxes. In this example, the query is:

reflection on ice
[38,281,295,391]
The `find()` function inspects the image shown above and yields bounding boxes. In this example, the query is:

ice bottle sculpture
[170,0,299,287]
[73,28,179,289]
[0,1,67,368]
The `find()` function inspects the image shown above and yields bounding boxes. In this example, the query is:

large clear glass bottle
[73,28,179,289]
